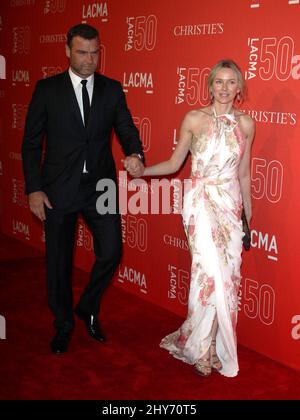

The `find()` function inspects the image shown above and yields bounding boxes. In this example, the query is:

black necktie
[81,79,90,127]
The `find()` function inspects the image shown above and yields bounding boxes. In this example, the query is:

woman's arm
[238,115,255,225]
[142,112,194,177]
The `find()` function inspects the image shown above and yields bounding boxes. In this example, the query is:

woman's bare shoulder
[184,107,212,124]
[235,110,255,127]
[236,110,255,140]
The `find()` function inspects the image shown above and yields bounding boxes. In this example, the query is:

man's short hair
[67,24,99,47]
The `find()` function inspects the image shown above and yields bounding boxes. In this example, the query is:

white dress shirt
[68,68,94,173]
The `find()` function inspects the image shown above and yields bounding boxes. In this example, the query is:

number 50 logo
[251,158,283,203]
[126,215,148,252]
[243,278,275,325]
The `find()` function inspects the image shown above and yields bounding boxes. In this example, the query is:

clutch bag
[242,209,251,251]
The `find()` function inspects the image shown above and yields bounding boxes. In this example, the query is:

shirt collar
[68,68,94,89]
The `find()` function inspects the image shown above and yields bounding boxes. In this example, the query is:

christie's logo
[12,104,28,130]
[0,55,5,79]
[77,219,93,251]
[44,0,66,14]
[12,178,28,208]
[13,219,30,240]
[246,36,300,81]
[82,2,108,23]
[251,230,278,261]
[242,109,296,126]
[164,234,189,252]
[125,15,157,52]
[12,69,30,86]
[11,0,35,6]
[168,264,189,305]
[39,33,67,44]
[41,66,62,78]
[175,66,210,106]
[12,26,30,54]
[173,23,224,37]
[123,72,154,94]
[118,265,147,293]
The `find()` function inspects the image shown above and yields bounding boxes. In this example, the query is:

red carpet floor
[0,233,300,400]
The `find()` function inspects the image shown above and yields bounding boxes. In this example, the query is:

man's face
[66,35,100,78]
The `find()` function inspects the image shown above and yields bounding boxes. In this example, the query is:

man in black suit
[22,24,144,354]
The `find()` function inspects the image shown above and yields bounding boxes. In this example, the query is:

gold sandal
[210,339,222,371]
[194,358,212,377]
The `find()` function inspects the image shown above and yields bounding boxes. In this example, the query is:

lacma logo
[77,219,93,251]
[13,219,30,240]
[0,55,6,79]
[118,264,147,294]
[251,230,278,261]
[246,36,300,81]
[12,69,30,86]
[0,315,6,339]
[82,2,108,23]
[125,15,157,51]
[175,66,210,106]
[168,264,189,305]
[123,72,154,94]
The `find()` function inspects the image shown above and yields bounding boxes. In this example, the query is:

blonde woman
[125,59,255,377]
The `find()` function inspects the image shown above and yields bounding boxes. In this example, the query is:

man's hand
[122,155,144,178]
[28,191,53,221]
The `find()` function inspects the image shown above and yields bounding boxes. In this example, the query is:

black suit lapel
[87,73,106,135]
[62,71,86,131]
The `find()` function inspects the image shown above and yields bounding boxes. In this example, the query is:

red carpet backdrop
[0,0,300,373]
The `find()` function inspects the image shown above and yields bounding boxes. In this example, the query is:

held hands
[28,191,53,221]
[122,155,144,178]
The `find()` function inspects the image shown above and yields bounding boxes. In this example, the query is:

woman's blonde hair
[208,59,246,105]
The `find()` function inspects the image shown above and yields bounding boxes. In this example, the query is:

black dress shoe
[50,330,71,354]
[75,306,106,342]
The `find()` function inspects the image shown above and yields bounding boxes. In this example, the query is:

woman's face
[211,67,240,105]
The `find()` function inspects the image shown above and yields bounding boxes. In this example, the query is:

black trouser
[44,176,122,333]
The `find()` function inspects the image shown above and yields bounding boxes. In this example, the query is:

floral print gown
[160,109,245,377]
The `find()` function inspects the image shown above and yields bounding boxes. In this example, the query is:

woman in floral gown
[126,60,255,377]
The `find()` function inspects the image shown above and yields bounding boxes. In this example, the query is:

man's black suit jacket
[22,71,144,209]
